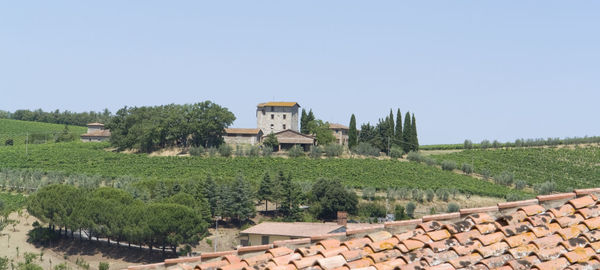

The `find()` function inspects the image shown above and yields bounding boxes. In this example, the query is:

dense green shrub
[324,144,343,157]
[189,146,205,156]
[99,262,110,270]
[357,202,386,218]
[405,202,416,218]
[505,193,526,202]
[218,144,232,157]
[425,189,434,202]
[424,157,436,166]
[447,203,460,213]
[412,189,423,203]
[441,160,457,171]
[533,181,556,195]
[287,145,305,158]
[515,180,527,190]
[461,163,473,174]
[480,140,491,149]
[4,139,13,146]
[207,147,217,157]
[353,142,379,157]
[406,151,424,163]
[394,204,406,220]
[494,171,514,186]
[389,146,404,158]
[309,146,322,159]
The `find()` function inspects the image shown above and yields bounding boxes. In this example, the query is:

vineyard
[431,147,600,191]
[0,142,524,198]
[0,119,87,145]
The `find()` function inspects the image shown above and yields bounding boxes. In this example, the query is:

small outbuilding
[223,128,263,145]
[264,129,315,151]
[80,123,111,142]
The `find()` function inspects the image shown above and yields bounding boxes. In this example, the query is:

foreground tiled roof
[129,188,600,270]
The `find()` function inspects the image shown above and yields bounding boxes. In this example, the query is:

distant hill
[0,119,87,145]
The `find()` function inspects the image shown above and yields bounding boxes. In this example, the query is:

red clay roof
[224,128,262,135]
[328,123,349,130]
[129,188,600,270]
[257,102,299,108]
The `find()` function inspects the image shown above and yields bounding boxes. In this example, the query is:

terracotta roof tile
[505,255,540,270]
[504,232,537,248]
[344,258,371,269]
[474,223,497,235]
[560,237,589,251]
[537,192,577,202]
[475,241,509,258]
[569,195,598,209]
[507,243,539,259]
[316,255,347,270]
[366,231,392,243]
[219,261,248,270]
[447,253,482,268]
[426,229,451,241]
[444,220,474,234]
[417,221,444,232]
[576,205,600,219]
[460,206,499,216]
[534,245,566,261]
[366,238,398,253]
[518,204,546,216]
[450,241,482,256]
[548,204,576,218]
[477,253,513,269]
[498,199,539,209]
[452,229,482,245]
[319,246,349,258]
[532,257,570,270]
[556,214,585,228]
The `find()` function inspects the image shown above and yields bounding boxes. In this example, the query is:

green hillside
[0,119,87,145]
[431,147,600,191]
[0,142,524,198]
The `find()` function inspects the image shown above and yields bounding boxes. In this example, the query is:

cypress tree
[395,109,402,146]
[307,109,315,123]
[411,113,419,151]
[348,114,358,148]
[300,109,308,134]
[388,109,395,139]
[402,112,412,153]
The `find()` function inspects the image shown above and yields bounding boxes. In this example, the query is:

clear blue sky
[1,1,599,144]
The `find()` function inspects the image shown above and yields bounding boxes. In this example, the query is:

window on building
[262,110,265,115]
[283,124,286,129]
[283,114,286,119]
[261,236,269,245]
[270,106,274,112]
[271,114,274,119]
[270,124,274,129]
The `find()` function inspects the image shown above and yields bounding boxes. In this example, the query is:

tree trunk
[265,200,268,212]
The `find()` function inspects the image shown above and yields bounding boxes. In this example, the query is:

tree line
[107,101,235,152]
[0,109,112,127]
[348,109,419,155]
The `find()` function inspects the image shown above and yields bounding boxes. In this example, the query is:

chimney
[337,211,347,226]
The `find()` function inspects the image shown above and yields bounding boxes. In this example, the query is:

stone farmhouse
[223,101,348,149]
[80,122,111,142]
[223,102,316,150]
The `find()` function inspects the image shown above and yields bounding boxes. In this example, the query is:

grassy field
[431,147,600,192]
[0,142,524,198]
[0,119,87,145]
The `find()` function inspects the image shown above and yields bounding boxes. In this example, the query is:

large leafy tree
[348,114,358,149]
[307,120,335,145]
[309,178,358,220]
[107,101,235,152]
